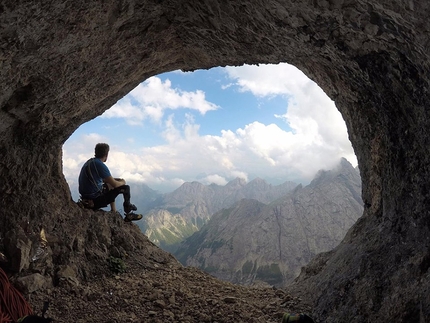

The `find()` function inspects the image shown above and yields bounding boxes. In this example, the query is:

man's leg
[121,186,137,214]
[103,185,136,213]
[92,194,109,210]
[104,185,141,222]
[110,201,117,212]
[104,183,117,212]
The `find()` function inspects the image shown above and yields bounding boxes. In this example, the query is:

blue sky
[63,63,357,193]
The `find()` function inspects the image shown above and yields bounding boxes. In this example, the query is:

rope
[0,268,33,323]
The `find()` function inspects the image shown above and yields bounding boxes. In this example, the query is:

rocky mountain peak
[249,177,266,184]
[180,181,206,191]
[163,181,208,205]
[225,177,247,187]
[310,158,358,185]
[246,177,270,189]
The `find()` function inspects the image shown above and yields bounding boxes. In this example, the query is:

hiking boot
[78,199,94,209]
[123,203,137,214]
[124,212,143,222]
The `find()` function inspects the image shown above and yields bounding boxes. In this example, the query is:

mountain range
[136,177,298,251]
[173,158,363,287]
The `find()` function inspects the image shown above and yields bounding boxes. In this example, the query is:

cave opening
[61,63,361,287]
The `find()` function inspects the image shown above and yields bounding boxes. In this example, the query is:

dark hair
[94,143,110,158]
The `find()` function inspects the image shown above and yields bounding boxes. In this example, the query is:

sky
[63,63,357,194]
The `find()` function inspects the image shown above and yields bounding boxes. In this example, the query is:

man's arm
[103,176,126,188]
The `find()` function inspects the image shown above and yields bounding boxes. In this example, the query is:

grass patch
[108,256,126,274]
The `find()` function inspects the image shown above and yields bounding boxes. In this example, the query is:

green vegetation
[256,263,283,286]
[174,229,208,264]
[191,216,206,228]
[150,221,198,246]
[159,228,181,244]
[108,256,126,274]
[177,222,199,237]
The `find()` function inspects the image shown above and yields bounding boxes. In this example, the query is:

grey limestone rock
[176,158,363,287]
[140,177,297,249]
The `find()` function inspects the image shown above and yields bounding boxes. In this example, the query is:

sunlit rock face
[1,1,430,321]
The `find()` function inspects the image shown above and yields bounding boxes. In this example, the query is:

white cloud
[200,174,228,186]
[223,63,357,171]
[101,77,219,125]
[224,64,309,97]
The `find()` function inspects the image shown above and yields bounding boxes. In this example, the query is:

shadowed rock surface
[1,0,430,322]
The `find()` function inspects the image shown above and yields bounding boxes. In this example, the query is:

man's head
[94,143,110,160]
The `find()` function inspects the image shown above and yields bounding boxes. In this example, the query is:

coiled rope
[0,268,33,323]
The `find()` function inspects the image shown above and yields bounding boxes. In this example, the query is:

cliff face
[176,159,362,287]
[1,1,430,322]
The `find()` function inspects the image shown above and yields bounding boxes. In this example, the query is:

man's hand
[104,176,126,188]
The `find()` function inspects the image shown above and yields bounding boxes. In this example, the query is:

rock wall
[1,0,430,321]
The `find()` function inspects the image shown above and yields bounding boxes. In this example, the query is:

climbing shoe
[77,198,94,209]
[282,313,315,323]
[124,212,143,222]
[123,203,137,214]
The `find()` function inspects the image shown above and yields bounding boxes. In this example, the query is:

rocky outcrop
[176,158,362,287]
[2,1,430,321]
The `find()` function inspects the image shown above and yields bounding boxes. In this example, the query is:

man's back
[78,158,111,199]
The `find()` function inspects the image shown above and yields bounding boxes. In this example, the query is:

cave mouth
[61,63,362,289]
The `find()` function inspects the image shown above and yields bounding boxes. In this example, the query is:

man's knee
[115,184,130,194]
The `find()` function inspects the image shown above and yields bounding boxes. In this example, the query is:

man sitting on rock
[78,143,142,222]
